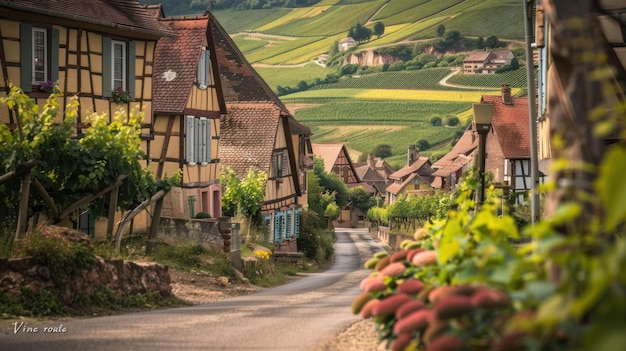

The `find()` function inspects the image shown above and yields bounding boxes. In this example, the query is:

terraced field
[212,0,528,167]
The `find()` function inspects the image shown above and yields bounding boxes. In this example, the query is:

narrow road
[2,229,385,351]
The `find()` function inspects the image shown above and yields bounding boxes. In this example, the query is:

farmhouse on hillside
[338,37,358,51]
[463,49,516,74]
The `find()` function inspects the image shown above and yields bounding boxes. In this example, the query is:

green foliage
[373,21,385,38]
[356,135,626,350]
[0,86,178,225]
[194,212,212,219]
[429,116,442,126]
[297,210,334,263]
[19,285,65,316]
[13,226,97,285]
[416,139,430,151]
[220,166,268,218]
[443,115,459,126]
[373,144,393,158]
[348,186,375,214]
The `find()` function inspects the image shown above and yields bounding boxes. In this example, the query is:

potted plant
[112,86,132,104]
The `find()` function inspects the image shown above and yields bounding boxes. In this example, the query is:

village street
[2,229,384,351]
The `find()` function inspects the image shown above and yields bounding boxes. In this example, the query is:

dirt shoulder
[168,268,263,305]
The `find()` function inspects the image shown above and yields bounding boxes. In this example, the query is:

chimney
[501,84,512,105]
[407,145,419,166]
[367,153,374,168]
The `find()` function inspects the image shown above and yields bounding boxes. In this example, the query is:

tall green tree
[373,22,385,38]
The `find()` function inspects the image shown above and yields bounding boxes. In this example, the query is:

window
[102,37,135,98]
[32,28,47,83]
[271,150,289,178]
[196,47,211,89]
[20,24,59,92]
[185,116,211,166]
[112,40,126,90]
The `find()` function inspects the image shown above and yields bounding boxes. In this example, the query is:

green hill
[140,0,528,168]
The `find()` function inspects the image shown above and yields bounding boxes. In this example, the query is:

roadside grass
[311,68,454,91]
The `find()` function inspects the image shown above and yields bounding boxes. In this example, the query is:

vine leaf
[597,146,626,231]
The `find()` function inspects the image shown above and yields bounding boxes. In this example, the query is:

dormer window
[196,47,211,90]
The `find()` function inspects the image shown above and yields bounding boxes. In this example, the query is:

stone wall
[0,256,171,303]
[158,216,224,251]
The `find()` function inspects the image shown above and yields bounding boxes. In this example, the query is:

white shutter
[200,117,208,165]
[186,116,195,165]
[194,118,201,165]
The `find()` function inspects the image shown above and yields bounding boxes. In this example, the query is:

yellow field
[355,89,502,102]
[257,7,331,32]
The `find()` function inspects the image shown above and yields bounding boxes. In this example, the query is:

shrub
[444,116,459,126]
[195,212,212,219]
[13,226,96,285]
[429,116,442,126]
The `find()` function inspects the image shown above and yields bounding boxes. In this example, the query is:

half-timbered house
[152,12,226,220]
[0,0,174,234]
[209,12,310,252]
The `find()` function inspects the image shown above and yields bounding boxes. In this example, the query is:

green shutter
[50,29,59,83]
[128,40,136,95]
[102,36,111,97]
[20,23,32,92]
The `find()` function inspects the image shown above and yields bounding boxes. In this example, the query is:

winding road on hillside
[2,229,384,351]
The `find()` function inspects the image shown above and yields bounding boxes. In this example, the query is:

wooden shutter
[50,29,59,83]
[20,23,32,92]
[128,40,136,96]
[102,37,112,97]
[200,117,208,165]
[294,209,301,238]
[273,213,281,242]
[286,210,292,239]
[186,116,195,164]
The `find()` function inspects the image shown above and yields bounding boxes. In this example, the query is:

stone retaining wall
[0,256,171,303]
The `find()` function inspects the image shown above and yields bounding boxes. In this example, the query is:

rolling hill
[143,0,529,169]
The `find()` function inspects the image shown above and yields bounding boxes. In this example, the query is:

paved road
[2,228,385,351]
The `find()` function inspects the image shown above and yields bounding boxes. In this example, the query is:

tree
[485,35,500,48]
[220,166,268,234]
[436,24,446,37]
[429,115,442,126]
[372,144,392,158]
[444,115,459,126]
[373,22,385,38]
[348,186,375,214]
[416,139,430,151]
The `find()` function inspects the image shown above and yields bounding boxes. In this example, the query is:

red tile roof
[389,157,433,180]
[311,143,346,173]
[220,102,282,178]
[481,95,530,158]
[153,16,210,113]
[431,125,478,176]
[1,0,174,38]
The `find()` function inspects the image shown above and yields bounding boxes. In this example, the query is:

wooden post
[15,170,32,240]
[106,186,119,240]
[146,197,164,254]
